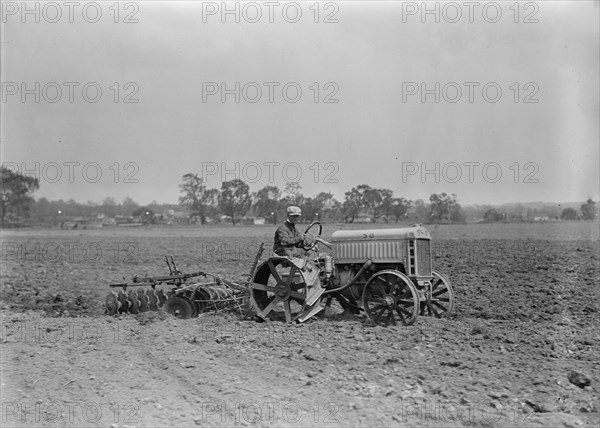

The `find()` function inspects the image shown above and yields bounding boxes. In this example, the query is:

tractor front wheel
[420,271,455,318]
[362,270,419,326]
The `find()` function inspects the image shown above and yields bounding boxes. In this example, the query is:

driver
[273,206,311,257]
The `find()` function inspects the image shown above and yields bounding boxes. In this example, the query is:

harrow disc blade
[146,289,159,311]
[156,289,167,307]
[164,295,195,319]
[127,290,140,314]
[137,289,149,312]
[192,288,209,314]
[117,291,130,313]
[105,292,118,315]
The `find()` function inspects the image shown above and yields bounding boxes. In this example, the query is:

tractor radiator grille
[334,241,403,264]
[416,239,432,277]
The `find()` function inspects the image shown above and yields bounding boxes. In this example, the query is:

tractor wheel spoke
[261,295,280,317]
[289,290,305,301]
[432,288,448,297]
[267,260,283,283]
[427,301,441,318]
[250,282,276,293]
[396,307,407,324]
[286,264,298,286]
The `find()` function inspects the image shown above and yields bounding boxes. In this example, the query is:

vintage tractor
[249,222,454,326]
[105,223,453,326]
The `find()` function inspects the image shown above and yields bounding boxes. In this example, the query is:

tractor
[250,222,454,326]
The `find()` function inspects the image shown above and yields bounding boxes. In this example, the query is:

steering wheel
[302,221,323,251]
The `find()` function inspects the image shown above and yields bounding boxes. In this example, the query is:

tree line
[1,167,597,227]
[177,174,467,225]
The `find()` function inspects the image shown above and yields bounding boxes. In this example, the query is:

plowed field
[1,222,598,427]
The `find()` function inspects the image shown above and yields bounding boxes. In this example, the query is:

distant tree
[342,186,364,223]
[300,197,315,222]
[484,208,503,223]
[204,188,220,222]
[102,197,117,217]
[361,187,394,222]
[122,196,139,216]
[67,198,84,217]
[253,186,281,221]
[361,186,381,221]
[429,193,464,223]
[0,167,40,227]
[31,197,54,224]
[314,191,336,222]
[450,203,466,223]
[580,199,597,221]
[390,198,412,222]
[284,182,303,205]
[178,173,219,224]
[132,207,155,224]
[218,179,251,225]
[378,189,395,222]
[561,207,579,221]
[328,199,343,222]
[411,199,429,222]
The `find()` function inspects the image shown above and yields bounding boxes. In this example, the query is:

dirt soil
[1,222,599,427]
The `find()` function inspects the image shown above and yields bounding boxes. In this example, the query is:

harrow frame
[106,246,264,318]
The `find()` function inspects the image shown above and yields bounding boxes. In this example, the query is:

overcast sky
[1,1,598,206]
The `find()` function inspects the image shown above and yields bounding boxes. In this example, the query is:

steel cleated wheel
[250,258,309,323]
[420,270,455,318]
[362,270,419,326]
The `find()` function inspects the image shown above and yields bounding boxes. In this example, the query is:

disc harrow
[106,250,263,319]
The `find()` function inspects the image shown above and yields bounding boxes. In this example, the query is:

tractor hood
[331,225,431,242]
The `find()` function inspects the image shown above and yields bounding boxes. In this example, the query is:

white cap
[287,206,302,216]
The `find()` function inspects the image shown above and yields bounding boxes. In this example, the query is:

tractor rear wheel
[250,258,309,323]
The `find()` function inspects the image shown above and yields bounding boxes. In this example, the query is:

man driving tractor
[273,206,313,257]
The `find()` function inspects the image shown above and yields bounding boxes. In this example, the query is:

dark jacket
[273,220,304,257]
